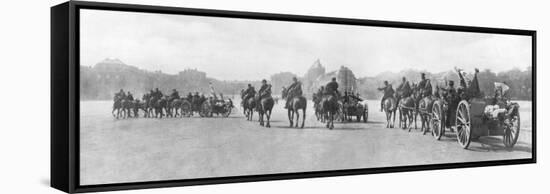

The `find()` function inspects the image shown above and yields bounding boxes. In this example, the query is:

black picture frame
[51,1,537,193]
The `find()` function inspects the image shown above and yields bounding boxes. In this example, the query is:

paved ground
[79,99,532,185]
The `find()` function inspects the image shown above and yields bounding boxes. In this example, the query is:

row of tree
[80,58,532,101]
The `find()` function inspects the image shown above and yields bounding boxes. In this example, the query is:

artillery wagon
[198,99,233,117]
[338,101,369,123]
[431,97,520,149]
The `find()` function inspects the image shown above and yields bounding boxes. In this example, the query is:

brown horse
[282,88,307,128]
[320,95,339,129]
[241,95,256,121]
[256,94,274,128]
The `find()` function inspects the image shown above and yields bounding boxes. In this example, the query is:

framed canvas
[51,1,536,193]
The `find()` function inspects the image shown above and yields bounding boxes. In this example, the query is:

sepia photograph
[78,9,533,186]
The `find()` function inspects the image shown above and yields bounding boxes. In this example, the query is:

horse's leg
[294,109,300,128]
[288,109,293,127]
[391,111,396,128]
[266,110,271,128]
[260,111,264,126]
[301,108,306,128]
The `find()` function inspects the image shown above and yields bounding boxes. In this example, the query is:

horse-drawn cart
[199,99,233,117]
[431,97,520,149]
[339,101,369,123]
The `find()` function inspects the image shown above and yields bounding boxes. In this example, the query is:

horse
[241,95,256,121]
[150,96,167,118]
[312,95,324,122]
[282,88,307,128]
[417,95,435,134]
[383,96,397,128]
[112,97,124,119]
[398,96,416,131]
[320,94,339,129]
[167,98,184,117]
[256,94,274,128]
[130,99,143,118]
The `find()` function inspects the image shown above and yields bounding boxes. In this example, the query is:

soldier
[325,77,339,98]
[169,89,180,101]
[396,77,411,99]
[377,81,395,112]
[418,73,432,97]
[154,88,163,99]
[115,89,125,100]
[126,91,134,101]
[285,77,303,108]
[244,84,256,100]
[258,79,272,101]
[442,80,458,127]
[187,92,193,100]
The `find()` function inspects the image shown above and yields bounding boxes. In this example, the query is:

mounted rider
[258,79,272,101]
[169,89,180,101]
[418,73,432,97]
[285,77,303,108]
[115,89,126,101]
[242,83,256,104]
[396,77,412,100]
[324,77,340,98]
[126,91,134,101]
[377,81,395,112]
[152,88,163,100]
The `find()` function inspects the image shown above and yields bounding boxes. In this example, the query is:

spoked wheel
[180,102,192,117]
[222,104,232,117]
[431,101,444,140]
[503,112,520,148]
[200,102,212,117]
[455,100,471,149]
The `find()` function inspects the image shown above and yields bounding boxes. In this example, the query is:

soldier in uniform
[153,88,163,99]
[258,79,272,101]
[396,77,411,99]
[285,77,303,108]
[418,73,432,97]
[126,91,134,101]
[377,81,395,112]
[442,80,458,127]
[169,89,180,101]
[325,77,339,98]
[244,84,256,100]
[115,89,126,100]
[187,92,193,101]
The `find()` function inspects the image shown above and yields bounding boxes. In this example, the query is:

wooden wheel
[455,100,471,149]
[431,100,444,140]
[180,101,192,117]
[503,112,520,148]
[222,104,232,117]
[200,102,212,117]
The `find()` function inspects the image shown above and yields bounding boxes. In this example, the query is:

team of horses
[382,83,436,133]
[112,95,206,119]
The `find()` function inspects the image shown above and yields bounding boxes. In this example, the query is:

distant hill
[80,58,532,101]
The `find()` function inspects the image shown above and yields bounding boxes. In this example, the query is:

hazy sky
[80,9,532,81]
